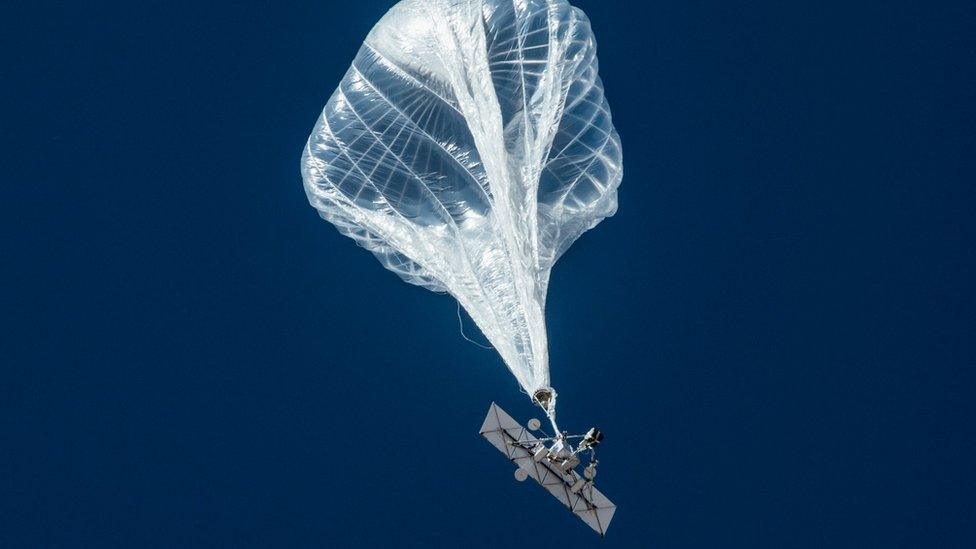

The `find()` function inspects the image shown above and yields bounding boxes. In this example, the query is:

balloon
[301,0,622,404]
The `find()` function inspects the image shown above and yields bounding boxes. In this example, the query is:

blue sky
[5,1,975,547]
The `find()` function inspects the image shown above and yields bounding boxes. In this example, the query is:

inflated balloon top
[301,0,622,403]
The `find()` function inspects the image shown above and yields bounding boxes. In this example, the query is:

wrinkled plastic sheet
[302,0,622,394]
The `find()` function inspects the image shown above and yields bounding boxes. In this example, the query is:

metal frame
[479,402,616,536]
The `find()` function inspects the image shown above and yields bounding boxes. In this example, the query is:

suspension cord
[456,300,493,350]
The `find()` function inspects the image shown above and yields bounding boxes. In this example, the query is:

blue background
[5,1,975,547]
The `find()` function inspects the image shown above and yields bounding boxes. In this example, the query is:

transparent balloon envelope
[302,0,622,409]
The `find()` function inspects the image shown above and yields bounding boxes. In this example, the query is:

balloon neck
[532,387,560,433]
[532,387,556,412]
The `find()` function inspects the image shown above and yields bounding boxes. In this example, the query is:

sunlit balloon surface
[302,0,622,395]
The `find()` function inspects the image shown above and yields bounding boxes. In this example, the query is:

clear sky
[5,0,975,547]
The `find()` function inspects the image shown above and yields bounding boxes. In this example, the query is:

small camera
[581,427,604,449]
